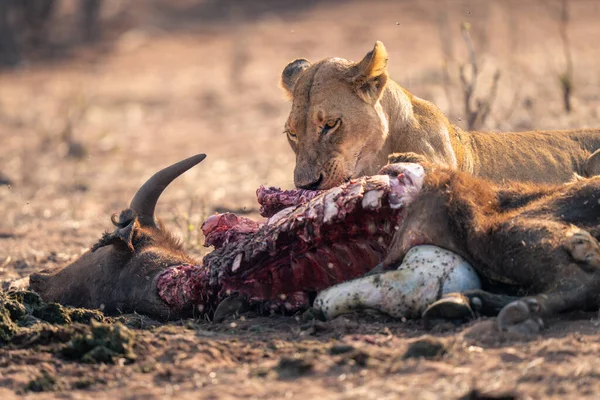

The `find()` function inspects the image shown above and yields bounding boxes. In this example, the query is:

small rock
[66,141,88,159]
[403,336,447,359]
[329,344,355,355]
[337,349,370,367]
[24,370,60,393]
[458,388,519,400]
[61,320,136,364]
[301,307,327,322]
[276,355,314,379]
[0,172,12,186]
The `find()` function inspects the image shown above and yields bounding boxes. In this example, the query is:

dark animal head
[29,154,206,320]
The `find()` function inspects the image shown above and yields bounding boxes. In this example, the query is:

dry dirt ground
[1,1,600,398]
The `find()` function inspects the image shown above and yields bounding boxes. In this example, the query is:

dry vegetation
[1,0,600,398]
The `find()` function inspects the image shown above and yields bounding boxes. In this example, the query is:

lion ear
[349,41,389,103]
[280,59,312,99]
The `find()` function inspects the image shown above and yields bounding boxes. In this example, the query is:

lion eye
[321,118,341,134]
[285,129,297,139]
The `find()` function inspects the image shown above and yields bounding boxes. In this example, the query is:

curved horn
[129,153,207,227]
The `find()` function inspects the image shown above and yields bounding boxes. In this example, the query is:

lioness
[280,41,600,189]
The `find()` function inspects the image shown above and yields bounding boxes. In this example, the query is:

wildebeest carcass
[24,153,600,334]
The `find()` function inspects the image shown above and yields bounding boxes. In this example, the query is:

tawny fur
[280,41,600,189]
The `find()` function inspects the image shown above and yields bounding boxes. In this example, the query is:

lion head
[280,41,393,189]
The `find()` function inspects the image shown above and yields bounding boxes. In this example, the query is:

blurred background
[1,0,599,282]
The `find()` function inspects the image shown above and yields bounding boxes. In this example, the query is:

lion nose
[296,173,324,190]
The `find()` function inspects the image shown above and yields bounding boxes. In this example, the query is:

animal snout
[296,173,324,190]
[29,272,48,292]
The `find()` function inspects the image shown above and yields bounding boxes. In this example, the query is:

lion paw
[566,228,600,269]
[386,152,429,165]
[496,299,544,335]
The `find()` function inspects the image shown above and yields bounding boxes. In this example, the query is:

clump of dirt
[72,377,107,390]
[23,370,61,393]
[328,343,371,367]
[0,289,106,344]
[0,290,44,342]
[33,303,75,324]
[61,320,137,364]
[458,388,519,400]
[0,289,128,363]
[114,313,162,330]
[329,343,355,354]
[335,348,370,367]
[276,354,315,379]
[10,324,87,347]
[403,336,448,360]
[31,299,105,325]
[0,302,17,342]
[69,308,107,324]
[1,290,44,322]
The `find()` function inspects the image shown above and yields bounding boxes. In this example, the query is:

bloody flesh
[157,174,413,315]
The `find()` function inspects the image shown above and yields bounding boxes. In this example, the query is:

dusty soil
[1,0,600,398]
